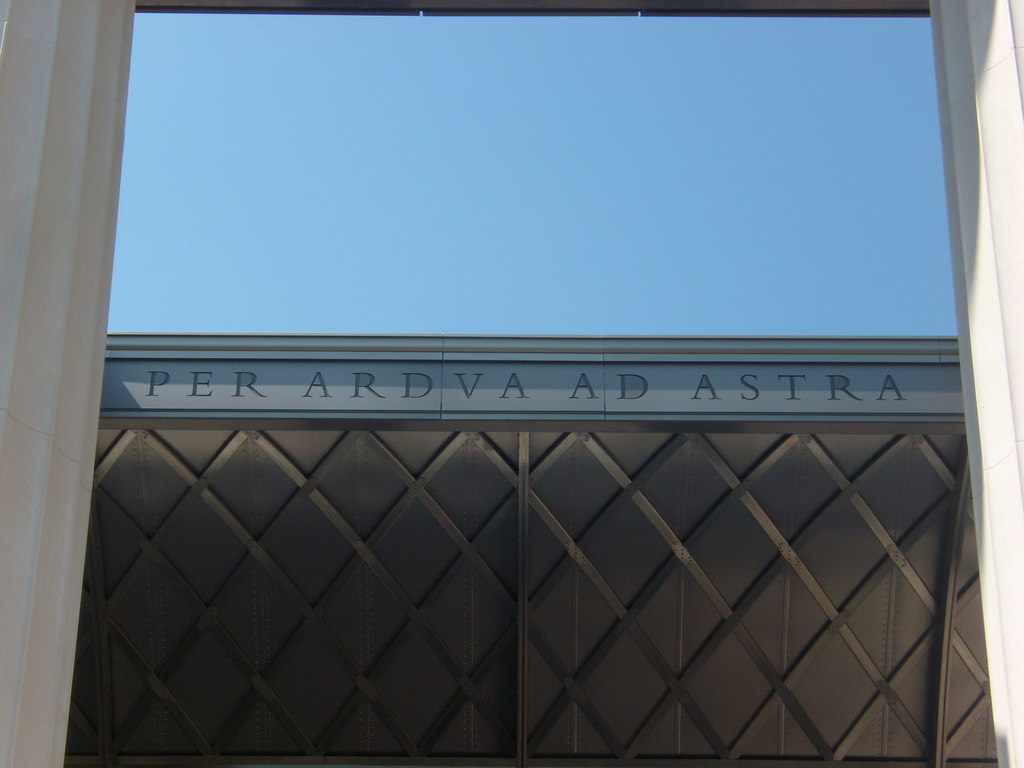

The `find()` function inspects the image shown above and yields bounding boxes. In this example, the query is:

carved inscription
[141,368,906,402]
[93,356,960,422]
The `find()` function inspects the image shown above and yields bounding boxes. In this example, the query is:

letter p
[147,370,170,397]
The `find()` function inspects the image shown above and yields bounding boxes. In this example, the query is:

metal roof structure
[134,0,928,16]
[64,336,993,767]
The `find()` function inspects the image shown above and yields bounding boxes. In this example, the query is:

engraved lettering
[454,373,484,399]
[500,373,527,399]
[233,371,267,398]
[617,374,648,400]
[403,372,433,398]
[828,374,863,401]
[877,375,906,401]
[189,371,213,397]
[353,372,384,398]
[302,371,331,398]
[691,373,720,400]
[778,374,806,400]
[146,370,169,397]
[570,373,597,400]
[740,373,759,400]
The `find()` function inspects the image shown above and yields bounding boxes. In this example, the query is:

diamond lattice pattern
[66,428,992,767]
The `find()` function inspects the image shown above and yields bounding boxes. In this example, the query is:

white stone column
[931,2,1024,768]
[0,1,133,766]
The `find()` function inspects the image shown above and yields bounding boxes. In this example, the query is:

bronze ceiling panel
[67,427,993,767]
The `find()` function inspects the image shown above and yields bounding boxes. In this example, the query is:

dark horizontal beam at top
[136,0,929,15]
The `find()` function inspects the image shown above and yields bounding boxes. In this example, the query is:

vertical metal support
[517,432,530,768]
[932,4,1024,767]
[933,452,971,768]
[87,498,114,764]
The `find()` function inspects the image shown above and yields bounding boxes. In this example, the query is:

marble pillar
[0,1,134,765]
[932,2,1024,768]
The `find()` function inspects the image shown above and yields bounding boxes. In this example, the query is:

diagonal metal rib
[94,431,259,754]
[804,436,939,613]
[93,429,138,488]
[945,691,991,757]
[362,431,515,609]
[940,557,992,760]
[833,629,933,759]
[521,435,693,617]
[526,554,679,756]
[527,615,627,758]
[102,431,249,615]
[253,431,514,750]
[94,486,318,754]
[479,432,661,617]
[944,575,988,690]
[806,435,984,754]
[140,431,423,755]
[807,436,986,757]
[257,431,515,749]
[914,437,957,492]
[687,433,929,752]
[296,433,517,755]
[727,495,945,758]
[69,700,98,749]
[479,432,728,758]
[350,524,516,756]
[76,428,213,662]
[626,435,828,758]
[275,430,497,617]
[162,430,418,755]
[475,438,716,757]
[179,430,413,755]
[525,437,729,758]
[582,435,832,760]
[108,618,213,755]
[419,624,518,754]
[177,430,419,756]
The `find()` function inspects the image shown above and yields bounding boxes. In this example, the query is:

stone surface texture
[0,1,134,766]
[932,2,1024,768]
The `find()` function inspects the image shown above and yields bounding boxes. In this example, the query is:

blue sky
[109,12,954,336]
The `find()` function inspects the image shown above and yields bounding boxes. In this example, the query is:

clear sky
[109,11,955,337]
